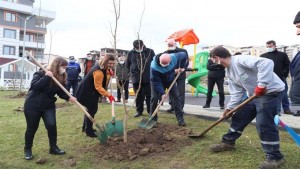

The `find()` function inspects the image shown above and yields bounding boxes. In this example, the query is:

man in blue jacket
[150,52,187,126]
[66,56,81,95]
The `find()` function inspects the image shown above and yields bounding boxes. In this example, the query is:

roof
[167,29,200,46]
[0,58,36,69]
[0,58,16,66]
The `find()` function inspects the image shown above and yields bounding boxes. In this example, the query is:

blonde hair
[48,57,68,85]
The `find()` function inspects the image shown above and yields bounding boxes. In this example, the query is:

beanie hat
[293,11,300,24]
[69,56,75,60]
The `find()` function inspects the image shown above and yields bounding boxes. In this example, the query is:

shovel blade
[94,124,108,144]
[187,134,204,138]
[138,118,157,129]
[105,120,124,137]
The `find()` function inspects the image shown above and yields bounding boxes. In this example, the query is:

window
[3,29,16,39]
[4,11,17,22]
[3,46,15,55]
[25,33,34,42]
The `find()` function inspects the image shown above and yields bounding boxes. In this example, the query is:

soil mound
[83,123,193,161]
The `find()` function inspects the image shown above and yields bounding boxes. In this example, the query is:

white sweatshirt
[226,55,285,110]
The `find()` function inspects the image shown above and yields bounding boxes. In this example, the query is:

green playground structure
[187,51,217,97]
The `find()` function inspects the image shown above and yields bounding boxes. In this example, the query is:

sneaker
[220,106,225,109]
[24,148,33,160]
[210,142,235,152]
[259,158,284,169]
[115,99,121,102]
[134,112,143,117]
[203,105,210,108]
[284,110,294,115]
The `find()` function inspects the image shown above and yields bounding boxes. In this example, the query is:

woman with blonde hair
[76,54,116,137]
[23,57,76,160]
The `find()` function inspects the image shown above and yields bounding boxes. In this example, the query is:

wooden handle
[25,51,96,124]
[198,94,257,137]
[150,71,182,118]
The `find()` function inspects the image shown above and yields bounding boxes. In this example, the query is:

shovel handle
[25,51,97,124]
[198,94,257,137]
[150,71,182,119]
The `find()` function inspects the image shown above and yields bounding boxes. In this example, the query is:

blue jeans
[277,78,290,112]
[222,91,284,160]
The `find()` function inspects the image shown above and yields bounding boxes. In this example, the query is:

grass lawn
[0,90,299,169]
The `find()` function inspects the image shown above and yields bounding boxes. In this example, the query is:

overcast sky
[37,0,300,58]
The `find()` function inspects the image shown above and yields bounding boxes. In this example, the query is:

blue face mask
[70,60,75,63]
[266,47,274,52]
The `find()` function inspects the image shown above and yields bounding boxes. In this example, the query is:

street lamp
[17,15,35,92]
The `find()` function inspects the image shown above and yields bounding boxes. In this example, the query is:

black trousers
[117,80,129,100]
[82,100,99,134]
[205,78,225,106]
[24,108,57,149]
[133,82,151,114]
[150,83,184,122]
[66,80,79,95]
[169,78,185,109]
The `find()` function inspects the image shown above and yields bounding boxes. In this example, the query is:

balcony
[19,41,46,49]
[0,1,32,14]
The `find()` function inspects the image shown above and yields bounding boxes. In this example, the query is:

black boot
[24,148,33,160]
[49,145,65,155]
[86,130,97,138]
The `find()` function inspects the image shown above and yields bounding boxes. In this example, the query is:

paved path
[113,91,300,131]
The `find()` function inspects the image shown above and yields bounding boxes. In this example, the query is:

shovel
[138,71,181,129]
[188,95,257,138]
[105,76,124,137]
[274,115,300,146]
[26,51,108,144]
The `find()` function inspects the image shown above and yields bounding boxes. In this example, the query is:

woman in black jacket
[23,57,76,160]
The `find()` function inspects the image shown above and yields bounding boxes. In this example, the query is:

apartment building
[0,0,55,89]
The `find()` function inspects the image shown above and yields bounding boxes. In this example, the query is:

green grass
[0,90,299,169]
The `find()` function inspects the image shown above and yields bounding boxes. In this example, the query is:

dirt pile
[83,124,193,161]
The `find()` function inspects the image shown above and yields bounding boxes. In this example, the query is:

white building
[0,0,55,89]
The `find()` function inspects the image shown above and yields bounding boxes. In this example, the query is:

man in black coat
[126,40,155,117]
[260,40,293,115]
[164,39,189,113]
[290,11,300,116]
[203,54,225,109]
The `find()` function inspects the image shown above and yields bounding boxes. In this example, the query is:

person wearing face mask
[75,54,116,138]
[83,53,96,77]
[290,11,300,116]
[209,46,285,169]
[203,52,226,109]
[164,39,189,113]
[116,56,130,103]
[66,56,81,95]
[126,40,155,117]
[260,40,293,116]
[150,52,187,126]
[23,57,77,160]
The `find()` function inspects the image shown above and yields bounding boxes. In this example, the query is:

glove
[222,109,232,120]
[108,95,115,103]
[254,86,266,96]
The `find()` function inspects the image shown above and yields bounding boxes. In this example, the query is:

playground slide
[187,71,217,97]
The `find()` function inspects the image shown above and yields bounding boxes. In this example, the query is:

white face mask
[135,48,143,53]
[266,47,274,52]
[168,46,176,50]
[119,60,125,64]
[87,56,92,60]
[59,67,66,74]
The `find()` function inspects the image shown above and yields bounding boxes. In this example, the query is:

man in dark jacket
[66,56,81,95]
[260,40,293,115]
[203,54,225,109]
[164,39,189,113]
[290,11,300,116]
[116,55,130,102]
[150,52,187,126]
[126,40,155,117]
